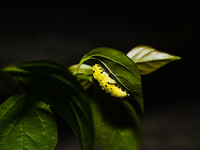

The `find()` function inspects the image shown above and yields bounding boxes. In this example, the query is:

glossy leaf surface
[91,90,141,150]
[1,60,94,150]
[127,45,181,74]
[78,47,144,113]
[0,91,57,150]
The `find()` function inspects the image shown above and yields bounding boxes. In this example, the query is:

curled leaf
[68,64,93,89]
[78,47,144,113]
[68,64,93,76]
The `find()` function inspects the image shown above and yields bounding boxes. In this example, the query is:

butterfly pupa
[93,64,129,98]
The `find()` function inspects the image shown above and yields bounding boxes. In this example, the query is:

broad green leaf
[127,45,181,74]
[68,64,93,89]
[77,47,144,113]
[0,91,57,150]
[91,90,141,150]
[1,60,94,150]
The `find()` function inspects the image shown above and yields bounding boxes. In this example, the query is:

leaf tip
[175,56,182,60]
[171,55,181,60]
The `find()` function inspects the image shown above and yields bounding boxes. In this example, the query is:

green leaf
[68,64,93,89]
[0,91,57,150]
[68,64,93,76]
[78,47,144,113]
[91,91,141,150]
[1,60,94,150]
[78,79,93,90]
[127,45,181,74]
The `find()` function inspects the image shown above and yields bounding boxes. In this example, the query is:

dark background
[0,2,199,150]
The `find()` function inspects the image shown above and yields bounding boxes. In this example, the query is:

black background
[0,1,199,150]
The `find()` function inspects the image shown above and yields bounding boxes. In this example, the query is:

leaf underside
[68,64,93,89]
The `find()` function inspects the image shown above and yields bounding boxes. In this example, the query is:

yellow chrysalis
[93,64,129,98]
